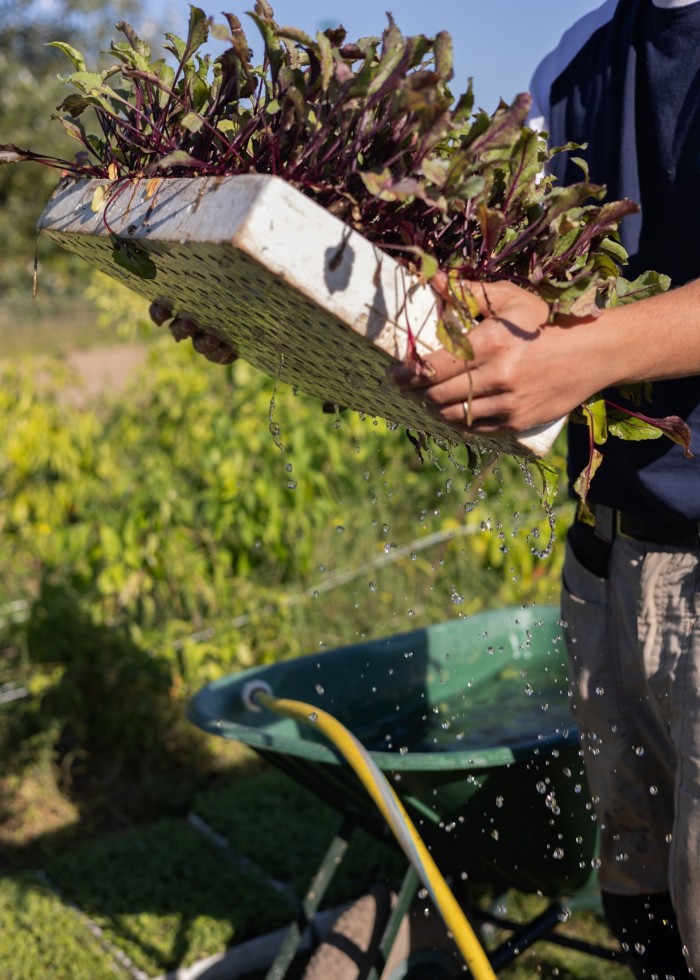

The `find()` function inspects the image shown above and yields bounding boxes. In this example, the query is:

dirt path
[66,343,149,398]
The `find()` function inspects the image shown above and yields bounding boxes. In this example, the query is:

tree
[0,0,143,296]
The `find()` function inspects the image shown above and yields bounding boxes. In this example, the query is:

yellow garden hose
[243,680,496,980]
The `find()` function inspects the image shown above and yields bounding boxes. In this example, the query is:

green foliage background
[0,276,570,832]
[0,0,142,296]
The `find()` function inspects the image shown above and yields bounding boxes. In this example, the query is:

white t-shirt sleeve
[527,0,619,133]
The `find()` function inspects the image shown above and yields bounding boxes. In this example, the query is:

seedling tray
[38,174,563,457]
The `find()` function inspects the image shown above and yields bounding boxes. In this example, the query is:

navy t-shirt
[530,0,700,521]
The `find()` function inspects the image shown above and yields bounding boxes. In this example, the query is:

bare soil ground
[66,342,148,398]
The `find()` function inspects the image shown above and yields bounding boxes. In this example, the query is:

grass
[0,872,122,980]
[45,812,296,975]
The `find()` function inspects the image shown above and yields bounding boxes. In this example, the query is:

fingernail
[149,299,172,325]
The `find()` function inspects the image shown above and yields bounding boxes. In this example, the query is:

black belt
[616,512,700,547]
[589,504,700,548]
[569,506,700,579]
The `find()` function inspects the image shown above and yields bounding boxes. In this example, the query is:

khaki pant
[561,531,700,973]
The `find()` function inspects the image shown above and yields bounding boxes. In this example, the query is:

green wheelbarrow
[187,605,619,978]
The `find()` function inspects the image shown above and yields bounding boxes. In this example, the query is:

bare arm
[390,278,700,434]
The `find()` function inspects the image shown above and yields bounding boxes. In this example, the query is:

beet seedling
[1,2,687,504]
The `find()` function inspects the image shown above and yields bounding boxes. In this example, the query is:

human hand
[148,300,238,365]
[390,280,604,434]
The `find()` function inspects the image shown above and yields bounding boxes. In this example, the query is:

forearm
[391,277,700,434]
[591,278,700,388]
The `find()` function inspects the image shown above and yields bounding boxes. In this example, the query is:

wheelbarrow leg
[365,864,420,980]
[485,900,567,971]
[265,817,354,980]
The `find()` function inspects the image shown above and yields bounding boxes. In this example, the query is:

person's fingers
[192,332,238,364]
[435,395,510,428]
[459,279,535,319]
[169,316,201,342]
[390,348,471,388]
[149,299,173,325]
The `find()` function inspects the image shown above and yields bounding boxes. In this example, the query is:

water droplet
[491,829,499,840]
[524,683,533,696]
[335,525,345,534]
[308,712,318,723]
[495,796,504,808]
[649,785,658,795]
[635,745,645,756]
[368,581,378,592]
[287,480,297,489]
[315,684,325,696]
[595,685,605,696]
[553,847,564,860]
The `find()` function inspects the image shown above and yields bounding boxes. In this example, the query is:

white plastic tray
[39,173,565,457]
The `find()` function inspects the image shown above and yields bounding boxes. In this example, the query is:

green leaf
[277,26,315,47]
[420,158,449,187]
[115,20,152,59]
[568,283,602,318]
[90,186,107,212]
[436,317,473,362]
[597,235,628,264]
[367,20,406,97]
[181,112,204,133]
[248,12,284,82]
[573,447,604,508]
[535,459,560,511]
[505,129,542,204]
[46,41,87,72]
[109,40,151,72]
[583,398,608,445]
[612,270,671,306]
[184,5,210,60]
[433,31,453,83]
[148,150,200,171]
[607,407,693,458]
[359,170,429,203]
[316,31,334,92]
[111,237,157,280]
[163,33,187,61]
[570,155,590,181]
[419,251,439,280]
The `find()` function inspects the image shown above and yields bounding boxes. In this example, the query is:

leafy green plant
[0,2,687,503]
[0,330,565,825]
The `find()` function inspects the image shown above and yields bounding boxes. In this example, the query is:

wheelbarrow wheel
[303,887,464,980]
[303,886,393,980]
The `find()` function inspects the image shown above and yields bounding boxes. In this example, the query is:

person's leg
[641,543,700,976]
[601,890,691,978]
[561,526,697,976]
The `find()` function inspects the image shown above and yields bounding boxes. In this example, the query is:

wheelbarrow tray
[188,604,597,899]
[38,174,563,458]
